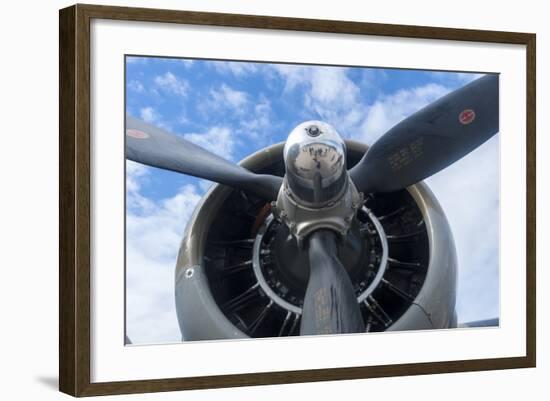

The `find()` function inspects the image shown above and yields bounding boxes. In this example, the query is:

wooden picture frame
[59,3,536,397]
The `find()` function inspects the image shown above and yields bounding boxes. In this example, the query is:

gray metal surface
[388,183,458,330]
[273,173,363,244]
[458,318,499,328]
[174,144,285,341]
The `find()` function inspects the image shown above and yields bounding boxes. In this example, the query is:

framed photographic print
[59,4,536,397]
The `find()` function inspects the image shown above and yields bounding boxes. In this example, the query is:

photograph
[124,57,500,345]
[56,3,536,396]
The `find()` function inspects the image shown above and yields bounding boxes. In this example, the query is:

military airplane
[125,74,499,340]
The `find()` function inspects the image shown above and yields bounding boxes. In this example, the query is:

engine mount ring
[251,209,389,316]
[357,206,389,303]
[252,214,302,315]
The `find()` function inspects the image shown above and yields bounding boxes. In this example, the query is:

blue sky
[125,56,499,345]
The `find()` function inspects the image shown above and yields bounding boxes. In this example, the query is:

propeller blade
[350,74,499,193]
[300,230,364,335]
[125,115,283,200]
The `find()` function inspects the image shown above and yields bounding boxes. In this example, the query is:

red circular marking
[126,129,149,139]
[459,109,476,125]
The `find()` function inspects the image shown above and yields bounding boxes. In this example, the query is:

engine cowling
[175,141,457,341]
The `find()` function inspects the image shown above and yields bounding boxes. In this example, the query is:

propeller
[349,74,499,193]
[127,74,499,337]
[125,115,283,200]
[300,230,364,335]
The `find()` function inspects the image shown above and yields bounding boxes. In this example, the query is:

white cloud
[126,160,147,193]
[126,164,202,344]
[127,79,145,93]
[359,83,450,143]
[425,134,500,323]
[209,84,249,111]
[240,96,273,141]
[184,126,235,160]
[197,85,273,146]
[213,61,259,77]
[126,161,155,213]
[272,64,310,92]
[138,106,173,131]
[308,67,359,107]
[272,64,359,104]
[154,71,189,97]
[273,65,364,134]
[177,112,190,126]
[431,71,483,85]
[272,65,451,142]
[305,67,363,132]
[180,59,194,68]
[139,106,159,123]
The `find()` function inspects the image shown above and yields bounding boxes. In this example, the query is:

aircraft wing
[458,318,499,328]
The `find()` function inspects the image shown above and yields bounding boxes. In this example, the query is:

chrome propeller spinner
[273,121,363,245]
